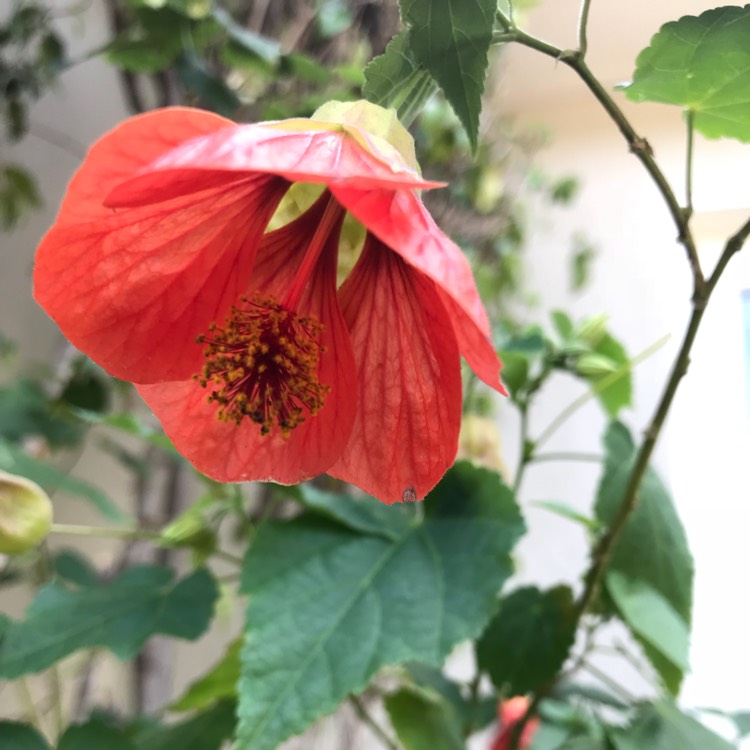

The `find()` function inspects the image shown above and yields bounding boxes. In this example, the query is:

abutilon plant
[34,100,505,503]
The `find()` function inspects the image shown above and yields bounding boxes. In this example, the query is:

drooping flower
[34,101,505,503]
[489,697,539,750]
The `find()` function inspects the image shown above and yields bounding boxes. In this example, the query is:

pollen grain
[195,294,329,437]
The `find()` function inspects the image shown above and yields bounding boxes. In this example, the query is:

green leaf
[212,6,280,65]
[529,722,572,750]
[0,722,51,750]
[586,333,631,416]
[0,379,82,448]
[174,51,240,117]
[476,585,576,694]
[606,571,690,672]
[610,701,735,750]
[385,687,464,750]
[52,549,99,587]
[237,462,525,750]
[0,566,217,677]
[595,422,694,694]
[731,711,750,737]
[400,0,496,150]
[551,310,574,341]
[58,719,134,750]
[363,30,420,107]
[297,483,417,540]
[171,639,241,711]
[623,6,750,142]
[0,437,125,522]
[133,699,235,750]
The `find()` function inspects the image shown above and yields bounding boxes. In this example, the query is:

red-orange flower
[489,697,540,750]
[34,102,505,503]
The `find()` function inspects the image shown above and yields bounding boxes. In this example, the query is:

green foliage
[363,31,420,108]
[609,701,735,750]
[596,423,693,694]
[385,687,465,750]
[400,0,497,150]
[0,164,40,229]
[236,463,524,750]
[476,585,577,694]
[171,639,241,711]
[624,6,750,142]
[0,566,217,678]
[0,721,51,749]
[0,2,65,142]
[606,571,690,672]
[58,719,134,750]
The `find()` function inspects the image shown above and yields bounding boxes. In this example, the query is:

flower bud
[0,470,53,555]
[574,353,619,377]
[575,314,608,347]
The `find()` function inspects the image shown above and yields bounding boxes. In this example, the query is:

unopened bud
[0,470,53,555]
[575,314,608,347]
[575,353,619,377]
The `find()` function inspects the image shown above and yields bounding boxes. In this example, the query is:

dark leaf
[476,585,577,694]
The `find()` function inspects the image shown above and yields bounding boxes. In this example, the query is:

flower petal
[331,185,507,394]
[329,234,462,503]
[138,201,357,484]
[106,123,442,209]
[34,175,288,383]
[58,107,233,224]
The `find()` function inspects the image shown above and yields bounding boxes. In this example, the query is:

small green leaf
[0,721,51,750]
[52,549,99,587]
[400,0,497,150]
[171,639,241,711]
[623,6,750,142]
[212,6,280,65]
[0,566,217,677]
[587,333,632,417]
[175,51,240,117]
[595,423,693,694]
[606,571,690,672]
[58,719,134,750]
[237,462,525,750]
[476,585,576,694]
[385,687,464,750]
[551,310,574,341]
[363,30,420,107]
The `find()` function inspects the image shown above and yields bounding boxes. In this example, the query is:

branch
[502,29,705,297]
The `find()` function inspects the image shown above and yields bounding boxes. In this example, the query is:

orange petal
[106,125,441,208]
[58,107,233,224]
[34,175,287,383]
[138,201,357,484]
[329,234,462,503]
[330,185,506,394]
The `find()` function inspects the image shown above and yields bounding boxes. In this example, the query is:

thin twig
[685,110,695,218]
[535,334,670,448]
[501,28,706,297]
[530,452,603,464]
[577,0,593,56]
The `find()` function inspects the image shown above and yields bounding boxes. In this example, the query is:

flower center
[195,294,329,437]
